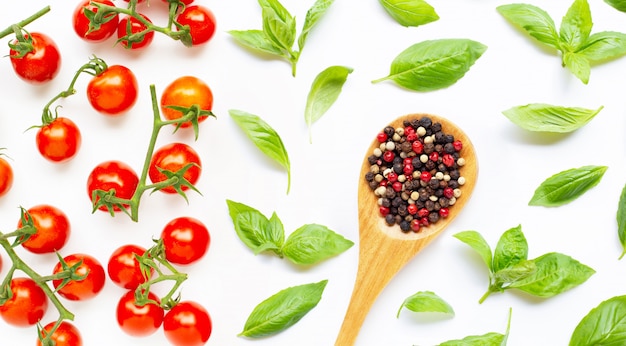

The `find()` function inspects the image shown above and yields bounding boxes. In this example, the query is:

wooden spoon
[335,113,478,346]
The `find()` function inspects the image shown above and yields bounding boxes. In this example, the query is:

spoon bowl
[335,113,478,345]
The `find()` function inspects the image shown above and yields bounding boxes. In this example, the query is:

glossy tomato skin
[53,253,106,301]
[87,160,139,212]
[160,76,213,129]
[36,117,82,163]
[0,156,13,198]
[149,142,202,194]
[0,277,48,327]
[9,32,61,84]
[18,204,71,254]
[177,5,216,46]
[161,217,210,265]
[107,244,152,289]
[87,65,138,115]
[116,290,164,337]
[163,301,211,346]
[73,0,119,42]
[117,14,154,50]
[37,321,83,346]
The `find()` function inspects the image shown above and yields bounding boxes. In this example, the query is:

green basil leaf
[493,260,536,287]
[453,230,493,272]
[493,225,528,273]
[239,280,328,337]
[282,224,354,265]
[617,184,626,260]
[305,65,353,143]
[508,252,595,298]
[259,0,296,53]
[298,0,334,53]
[438,332,506,346]
[379,0,439,27]
[229,109,291,194]
[605,0,626,12]
[559,0,592,52]
[501,103,603,133]
[496,3,559,50]
[372,39,487,92]
[569,295,626,346]
[268,212,286,250]
[578,31,626,62]
[563,51,591,84]
[528,165,607,207]
[396,291,454,318]
[228,29,283,56]
[226,200,284,254]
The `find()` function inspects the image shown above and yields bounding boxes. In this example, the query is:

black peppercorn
[419,117,432,128]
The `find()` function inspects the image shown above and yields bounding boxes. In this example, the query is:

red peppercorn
[442,154,455,167]
[419,217,430,227]
[404,126,415,135]
[429,152,439,162]
[379,206,390,216]
[453,140,463,151]
[443,187,454,199]
[403,164,413,176]
[387,172,398,183]
[439,208,449,218]
[403,158,413,166]
[377,132,387,143]
[410,219,421,232]
[412,141,423,154]
[383,151,395,162]
[417,208,429,218]
[379,180,388,187]
[420,171,432,182]
[407,204,418,215]
[406,133,418,142]
[392,181,402,192]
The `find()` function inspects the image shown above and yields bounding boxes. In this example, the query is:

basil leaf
[501,103,603,133]
[259,0,296,53]
[226,200,284,254]
[578,31,626,62]
[229,109,291,194]
[305,65,353,143]
[493,260,536,287]
[528,165,607,207]
[563,51,591,84]
[496,3,559,50]
[268,212,286,250]
[453,230,493,271]
[605,0,626,12]
[508,252,595,298]
[372,39,487,92]
[228,29,283,55]
[379,0,439,27]
[282,224,354,265]
[559,0,592,52]
[298,0,334,53]
[569,295,626,346]
[493,225,528,273]
[438,332,506,346]
[617,184,626,259]
[396,291,454,318]
[239,280,328,337]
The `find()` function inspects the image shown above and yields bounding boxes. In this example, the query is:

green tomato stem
[0,6,50,39]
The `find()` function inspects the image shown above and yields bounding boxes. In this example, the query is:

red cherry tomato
[116,290,164,337]
[87,160,139,212]
[86,65,138,115]
[117,14,154,50]
[18,204,71,254]
[149,142,202,194]
[176,5,216,46]
[0,155,13,198]
[160,76,213,129]
[52,253,106,301]
[72,0,119,42]
[9,32,61,84]
[37,321,83,346]
[36,117,82,163]
[163,301,211,346]
[107,244,152,289]
[0,277,48,327]
[161,216,210,265]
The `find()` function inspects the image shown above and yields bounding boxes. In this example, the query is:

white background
[1,0,626,345]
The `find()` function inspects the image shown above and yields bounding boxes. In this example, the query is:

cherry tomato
[52,253,106,301]
[18,204,71,254]
[160,76,213,128]
[87,160,139,212]
[176,5,216,46]
[86,65,138,115]
[163,301,211,346]
[0,155,13,198]
[36,117,82,163]
[117,14,154,50]
[107,244,152,289]
[149,142,202,194]
[37,321,83,346]
[73,0,119,42]
[0,277,48,327]
[161,217,210,265]
[116,290,164,337]
[9,32,61,84]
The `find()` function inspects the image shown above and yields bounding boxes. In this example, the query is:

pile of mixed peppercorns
[364,116,466,233]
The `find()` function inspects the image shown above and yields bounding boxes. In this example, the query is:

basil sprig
[437,308,511,346]
[228,0,334,76]
[305,65,353,143]
[605,0,626,12]
[378,0,439,27]
[501,103,603,133]
[397,291,454,318]
[226,200,354,265]
[497,0,626,84]
[239,280,328,338]
[372,38,487,91]
[569,295,626,345]
[528,165,607,207]
[229,109,291,194]
[454,225,595,303]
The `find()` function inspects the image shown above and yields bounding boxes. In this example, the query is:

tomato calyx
[81,2,119,36]
[0,6,51,55]
[164,104,216,138]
